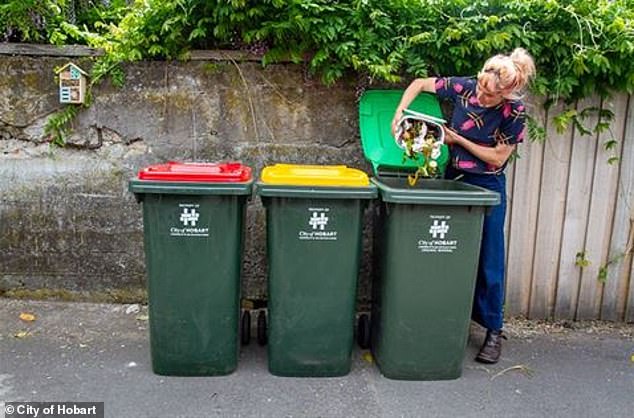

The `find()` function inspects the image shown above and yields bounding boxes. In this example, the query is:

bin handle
[402,108,446,125]
[395,108,446,151]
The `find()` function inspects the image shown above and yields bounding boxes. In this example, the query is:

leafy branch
[552,105,620,164]
[44,105,79,146]
[598,220,634,283]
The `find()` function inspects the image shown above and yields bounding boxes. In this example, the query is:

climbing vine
[6,1,629,98]
[13,0,629,146]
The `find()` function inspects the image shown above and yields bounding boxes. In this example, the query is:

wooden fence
[505,93,633,322]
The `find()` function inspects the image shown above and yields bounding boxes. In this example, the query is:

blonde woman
[392,48,536,364]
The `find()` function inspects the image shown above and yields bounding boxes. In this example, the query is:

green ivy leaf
[553,110,577,134]
[575,251,590,268]
[527,116,546,143]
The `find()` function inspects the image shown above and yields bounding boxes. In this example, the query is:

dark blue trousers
[445,167,507,331]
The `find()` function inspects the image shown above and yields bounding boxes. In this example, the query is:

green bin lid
[371,177,500,206]
[359,90,447,175]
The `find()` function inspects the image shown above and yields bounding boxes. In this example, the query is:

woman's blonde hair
[479,48,536,100]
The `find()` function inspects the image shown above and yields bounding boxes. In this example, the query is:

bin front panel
[142,193,246,376]
[264,197,365,377]
[372,201,485,380]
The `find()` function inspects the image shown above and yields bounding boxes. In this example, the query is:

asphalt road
[1,299,632,418]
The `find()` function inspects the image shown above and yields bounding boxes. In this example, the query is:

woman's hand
[443,125,516,168]
[442,126,463,145]
[391,78,437,137]
[391,109,403,137]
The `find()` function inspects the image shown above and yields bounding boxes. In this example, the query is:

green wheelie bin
[359,91,500,380]
[129,161,253,376]
[256,164,377,377]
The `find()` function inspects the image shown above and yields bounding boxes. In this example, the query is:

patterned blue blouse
[435,76,527,174]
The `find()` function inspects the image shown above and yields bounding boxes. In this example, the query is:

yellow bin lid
[260,164,370,187]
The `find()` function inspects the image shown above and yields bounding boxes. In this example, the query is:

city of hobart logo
[417,216,457,253]
[429,219,449,239]
[299,207,337,241]
[309,211,329,230]
[180,208,200,226]
[170,204,209,237]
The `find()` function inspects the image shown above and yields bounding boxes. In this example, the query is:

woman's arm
[443,126,516,168]
[391,78,437,135]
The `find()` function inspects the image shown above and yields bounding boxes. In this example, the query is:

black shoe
[475,329,506,364]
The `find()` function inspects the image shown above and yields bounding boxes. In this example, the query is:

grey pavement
[0,298,632,418]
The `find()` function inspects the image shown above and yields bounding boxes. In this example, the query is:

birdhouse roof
[56,62,88,75]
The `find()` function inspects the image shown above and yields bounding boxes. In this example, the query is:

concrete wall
[0,54,374,302]
[3,50,633,321]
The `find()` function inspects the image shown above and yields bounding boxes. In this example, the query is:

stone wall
[0,54,376,303]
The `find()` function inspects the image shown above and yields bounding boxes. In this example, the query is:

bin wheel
[257,310,267,346]
[357,314,371,349]
[241,310,251,345]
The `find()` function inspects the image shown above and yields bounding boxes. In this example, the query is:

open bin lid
[359,90,498,206]
[257,164,377,199]
[129,161,253,196]
[359,90,448,175]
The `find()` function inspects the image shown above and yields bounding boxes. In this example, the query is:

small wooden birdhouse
[56,62,88,104]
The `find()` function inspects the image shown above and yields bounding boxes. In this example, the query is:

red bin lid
[137,161,252,182]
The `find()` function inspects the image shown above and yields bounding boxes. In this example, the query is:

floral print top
[435,76,527,174]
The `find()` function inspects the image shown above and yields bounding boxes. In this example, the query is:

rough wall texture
[0,55,376,302]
